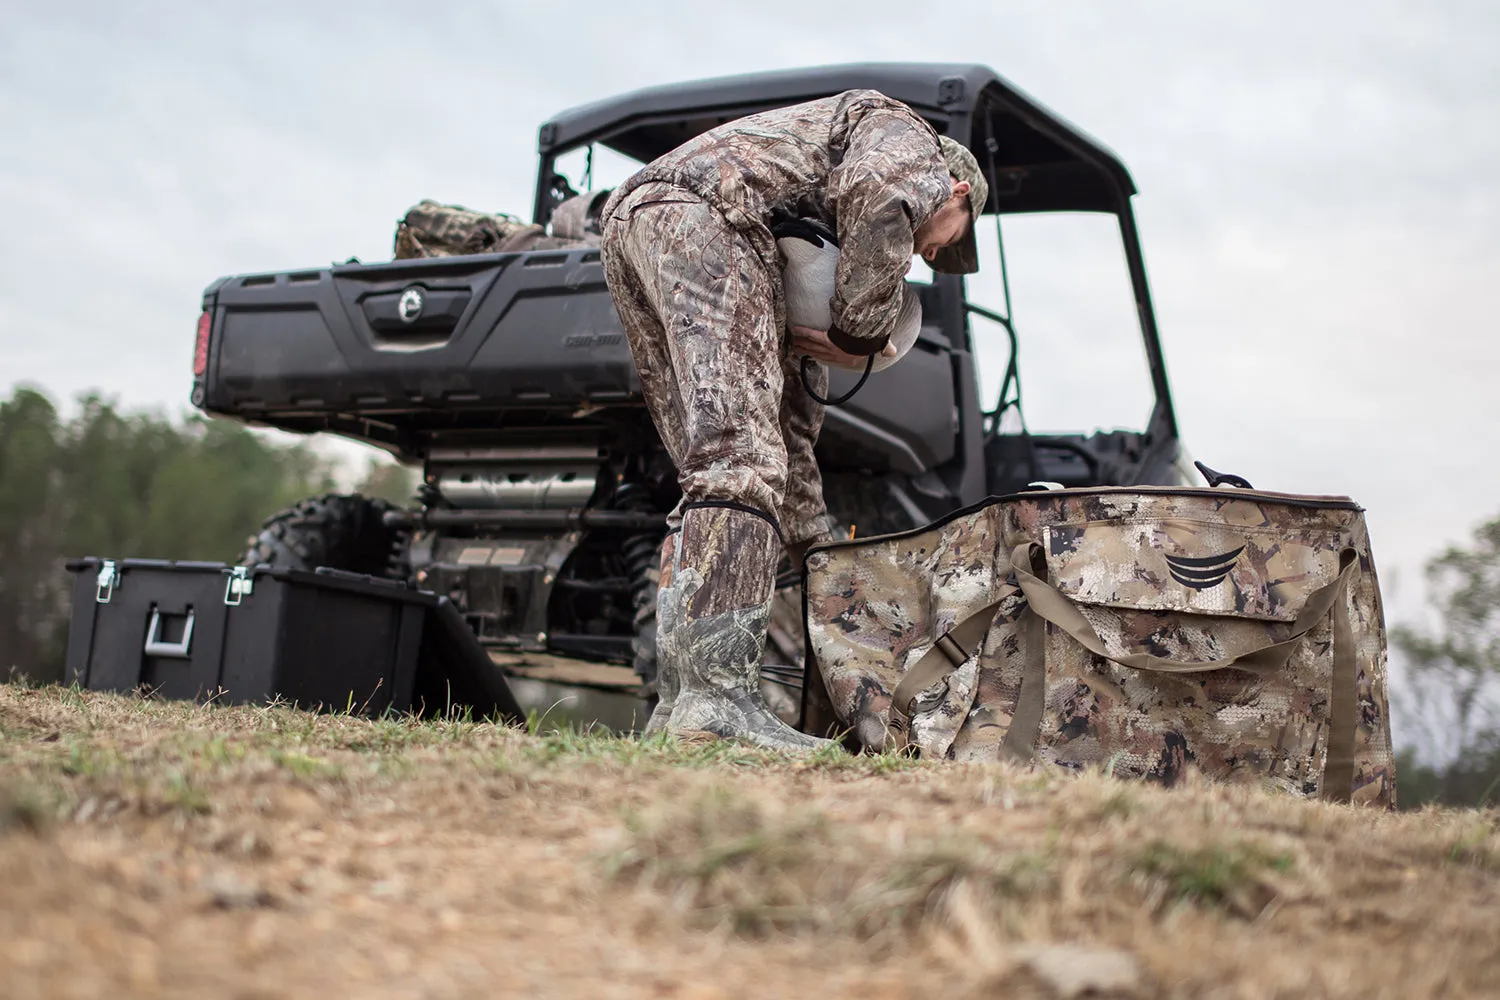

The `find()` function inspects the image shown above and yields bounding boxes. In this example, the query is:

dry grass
[2,685,1497,999]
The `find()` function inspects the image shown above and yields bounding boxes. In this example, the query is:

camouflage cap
[929,136,988,275]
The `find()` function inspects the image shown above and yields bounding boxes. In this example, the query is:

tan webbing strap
[998,608,1046,763]
[1011,541,1363,802]
[885,593,1010,753]
[1009,543,1358,676]
[1322,592,1358,803]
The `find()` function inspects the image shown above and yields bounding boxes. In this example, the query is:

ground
[1,686,1497,999]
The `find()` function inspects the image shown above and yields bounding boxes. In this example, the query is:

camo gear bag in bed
[802,486,1397,808]
[393,198,596,259]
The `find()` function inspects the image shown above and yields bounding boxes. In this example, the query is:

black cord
[800,354,873,406]
[1193,461,1255,490]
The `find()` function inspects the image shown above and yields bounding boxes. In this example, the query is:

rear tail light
[193,310,211,376]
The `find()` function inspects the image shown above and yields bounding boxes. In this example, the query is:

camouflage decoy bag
[393,195,604,259]
[803,486,1397,808]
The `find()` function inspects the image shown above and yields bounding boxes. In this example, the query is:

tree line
[1,385,1496,808]
[0,386,410,688]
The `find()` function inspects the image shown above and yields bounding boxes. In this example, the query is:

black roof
[539,63,1137,215]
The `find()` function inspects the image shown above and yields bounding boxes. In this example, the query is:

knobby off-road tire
[240,493,401,578]
[632,560,661,693]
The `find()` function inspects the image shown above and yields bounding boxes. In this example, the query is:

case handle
[143,607,195,659]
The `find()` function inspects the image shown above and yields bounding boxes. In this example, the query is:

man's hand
[790,326,898,369]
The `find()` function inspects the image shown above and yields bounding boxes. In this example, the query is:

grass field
[2,684,1496,999]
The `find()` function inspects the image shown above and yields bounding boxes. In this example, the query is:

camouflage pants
[600,182,830,546]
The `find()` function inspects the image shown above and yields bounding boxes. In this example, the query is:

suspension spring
[385,483,424,581]
[613,482,663,607]
[385,523,412,581]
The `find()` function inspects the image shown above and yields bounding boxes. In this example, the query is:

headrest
[549,189,612,243]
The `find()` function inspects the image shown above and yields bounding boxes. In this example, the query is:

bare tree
[1392,515,1500,805]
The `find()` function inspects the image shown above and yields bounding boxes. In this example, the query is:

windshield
[548,144,646,203]
[965,212,1155,436]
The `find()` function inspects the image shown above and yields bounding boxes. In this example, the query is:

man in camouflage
[600,89,989,750]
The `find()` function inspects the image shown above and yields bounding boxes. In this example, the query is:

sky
[3,2,1497,746]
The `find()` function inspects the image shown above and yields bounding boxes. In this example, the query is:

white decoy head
[774,218,922,373]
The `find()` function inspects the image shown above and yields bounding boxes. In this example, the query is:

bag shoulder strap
[885,597,1004,753]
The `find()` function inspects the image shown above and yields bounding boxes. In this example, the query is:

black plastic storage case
[64,558,521,720]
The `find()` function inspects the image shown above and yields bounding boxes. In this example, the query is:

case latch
[95,560,118,604]
[224,566,254,606]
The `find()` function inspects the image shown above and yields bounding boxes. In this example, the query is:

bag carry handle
[1010,541,1358,803]
[1010,542,1357,676]
[885,587,1045,765]
[885,543,1359,803]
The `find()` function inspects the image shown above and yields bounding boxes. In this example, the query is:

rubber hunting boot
[642,530,679,735]
[660,505,831,751]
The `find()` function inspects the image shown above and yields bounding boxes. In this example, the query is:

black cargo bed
[196,248,640,437]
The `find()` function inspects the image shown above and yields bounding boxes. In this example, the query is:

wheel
[240,493,401,577]
[631,558,661,692]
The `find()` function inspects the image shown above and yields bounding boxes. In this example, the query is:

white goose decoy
[774,218,923,375]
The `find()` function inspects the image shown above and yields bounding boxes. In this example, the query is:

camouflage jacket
[605,90,951,356]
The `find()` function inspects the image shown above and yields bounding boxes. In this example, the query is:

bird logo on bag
[1163,546,1245,590]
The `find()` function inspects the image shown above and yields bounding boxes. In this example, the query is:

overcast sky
[3,2,1497,741]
